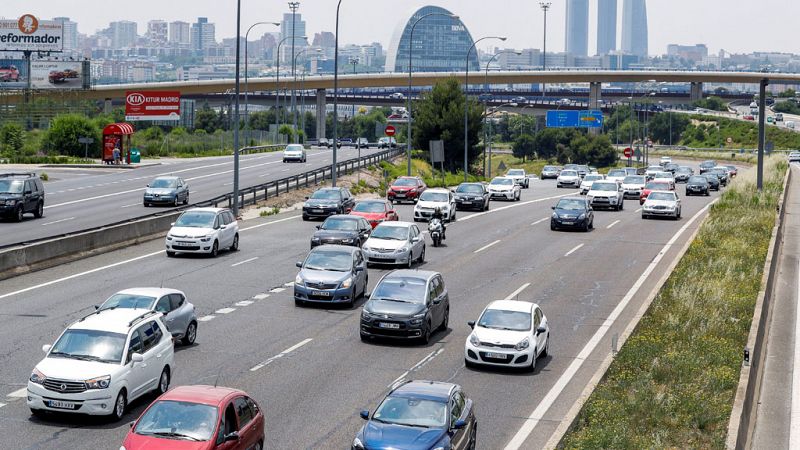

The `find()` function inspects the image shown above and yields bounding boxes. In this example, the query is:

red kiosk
[102,123,135,164]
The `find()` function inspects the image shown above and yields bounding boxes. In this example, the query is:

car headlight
[469,334,480,346]
[353,437,365,450]
[30,368,46,384]
[578,213,586,220]
[515,338,530,351]
[341,277,353,289]
[200,235,212,242]
[166,235,173,240]
[552,212,558,219]
[361,309,373,321]
[362,245,371,252]
[587,195,594,202]
[85,375,111,389]
[341,238,354,244]
[295,274,304,285]
[5,199,17,206]
[398,246,410,253]
[311,237,320,242]
[410,312,425,325]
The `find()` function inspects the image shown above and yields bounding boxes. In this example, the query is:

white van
[787,121,796,129]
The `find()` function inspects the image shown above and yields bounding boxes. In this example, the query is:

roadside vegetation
[562,156,788,449]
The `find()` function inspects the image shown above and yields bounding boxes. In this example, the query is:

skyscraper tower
[565,0,589,57]
[622,0,648,58]
[597,0,617,55]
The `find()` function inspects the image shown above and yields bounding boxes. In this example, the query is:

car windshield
[688,176,708,183]
[0,179,24,194]
[648,192,675,201]
[49,329,127,363]
[507,170,524,176]
[676,167,692,173]
[583,175,603,182]
[311,190,341,200]
[353,202,386,213]
[393,178,417,187]
[456,184,483,193]
[490,178,513,185]
[150,178,177,189]
[371,225,409,241]
[623,176,645,184]
[647,167,661,172]
[304,251,353,272]
[99,293,156,311]
[174,211,216,228]
[726,166,736,170]
[543,166,557,171]
[591,183,617,191]
[285,144,303,151]
[371,276,427,303]
[608,170,626,177]
[556,199,586,210]
[419,191,448,202]
[560,171,578,177]
[372,396,447,428]
[134,400,218,441]
[322,217,358,231]
[645,182,670,190]
[701,161,716,167]
[654,173,672,178]
[478,308,532,331]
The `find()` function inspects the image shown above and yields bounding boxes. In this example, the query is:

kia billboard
[0,14,63,52]
[125,91,181,121]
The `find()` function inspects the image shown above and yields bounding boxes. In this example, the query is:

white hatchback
[413,188,456,222]
[283,143,307,162]
[487,177,521,201]
[556,170,581,188]
[165,207,240,257]
[579,174,605,195]
[465,300,550,371]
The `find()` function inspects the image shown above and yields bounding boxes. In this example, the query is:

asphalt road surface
[0,164,722,449]
[1,146,382,247]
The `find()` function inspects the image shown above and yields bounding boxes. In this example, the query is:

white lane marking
[635,208,642,213]
[474,240,501,254]
[458,193,575,222]
[284,281,294,287]
[120,203,141,208]
[41,217,75,226]
[198,315,216,322]
[235,300,254,307]
[791,255,800,448]
[281,168,291,172]
[215,308,236,314]
[606,220,621,229]
[0,402,6,408]
[388,348,445,388]
[531,217,549,226]
[269,287,286,293]
[45,187,145,209]
[505,283,531,301]
[250,338,313,372]
[7,388,27,398]
[231,257,258,267]
[564,243,584,257]
[253,293,270,300]
[240,215,299,231]
[503,198,718,450]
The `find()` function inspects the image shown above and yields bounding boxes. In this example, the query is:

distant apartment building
[565,0,589,57]
[666,44,708,63]
[53,17,79,53]
[110,20,138,49]
[191,17,216,51]
[495,48,542,70]
[280,12,308,64]
[622,0,648,58]
[169,21,191,46]
[146,20,169,47]
[596,0,617,55]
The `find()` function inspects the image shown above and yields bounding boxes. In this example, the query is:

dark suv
[302,187,356,221]
[0,173,45,222]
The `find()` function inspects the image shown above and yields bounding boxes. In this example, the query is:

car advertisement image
[31,61,83,89]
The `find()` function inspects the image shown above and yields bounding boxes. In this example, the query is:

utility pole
[539,2,551,98]
[289,2,300,143]
[349,56,359,118]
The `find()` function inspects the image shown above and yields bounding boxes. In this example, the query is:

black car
[673,166,694,183]
[703,173,721,191]
[550,197,594,232]
[360,270,449,344]
[302,187,356,220]
[708,168,729,186]
[310,215,372,248]
[699,160,717,174]
[0,172,45,222]
[664,163,680,174]
[453,182,490,211]
[685,175,710,196]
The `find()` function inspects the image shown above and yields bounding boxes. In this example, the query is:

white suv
[506,169,530,189]
[28,309,174,421]
[587,180,625,210]
[166,207,240,257]
[413,188,456,222]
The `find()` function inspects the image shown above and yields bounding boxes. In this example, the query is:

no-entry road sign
[623,147,633,158]
[384,125,396,136]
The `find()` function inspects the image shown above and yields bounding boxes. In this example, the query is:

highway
[0,162,722,449]
[1,146,383,247]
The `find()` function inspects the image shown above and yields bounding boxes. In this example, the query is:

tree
[195,105,222,132]
[647,112,689,145]
[512,133,536,161]
[508,115,538,141]
[692,96,727,112]
[0,123,24,156]
[278,124,295,141]
[248,110,276,130]
[42,114,101,157]
[412,78,484,172]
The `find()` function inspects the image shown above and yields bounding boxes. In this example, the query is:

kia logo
[127,93,145,106]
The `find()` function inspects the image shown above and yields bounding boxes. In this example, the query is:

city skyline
[3,0,799,56]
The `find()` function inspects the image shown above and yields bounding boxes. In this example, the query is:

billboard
[31,61,84,89]
[125,91,181,121]
[546,110,604,128]
[0,59,27,89]
[0,14,63,52]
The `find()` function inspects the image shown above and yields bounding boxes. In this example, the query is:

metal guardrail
[239,144,284,155]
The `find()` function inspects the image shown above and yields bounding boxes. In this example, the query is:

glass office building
[385,5,478,73]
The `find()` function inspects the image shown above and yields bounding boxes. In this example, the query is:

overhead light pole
[244,21,279,146]
[275,34,306,143]
[332,0,343,187]
[539,2,551,98]
[288,2,300,142]
[232,0,242,216]
[293,47,322,142]
[406,12,460,176]
[464,36,506,182]
[484,50,521,176]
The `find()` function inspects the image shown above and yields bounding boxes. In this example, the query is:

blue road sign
[546,110,604,128]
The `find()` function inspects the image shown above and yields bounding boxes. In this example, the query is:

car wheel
[468,425,477,450]
[407,253,414,269]
[34,201,43,218]
[619,200,624,210]
[528,349,537,373]
[210,240,219,258]
[642,214,648,220]
[418,246,425,263]
[230,233,239,251]
[173,196,179,207]
[144,201,149,207]
[295,299,305,307]
[254,441,263,450]
[155,367,170,395]
[302,214,309,221]
[439,307,449,331]
[541,333,550,357]
[550,222,557,231]
[484,200,489,211]
[183,194,189,205]
[589,218,594,229]
[450,210,456,222]
[706,191,710,196]
[109,389,127,421]
[420,322,431,345]
[182,321,197,345]
[676,209,682,220]
[14,206,23,222]
[557,184,561,188]
[583,221,590,232]
[360,333,370,342]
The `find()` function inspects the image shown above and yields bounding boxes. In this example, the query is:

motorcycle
[428,218,443,247]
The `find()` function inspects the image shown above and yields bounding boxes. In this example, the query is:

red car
[0,65,19,82]
[122,385,265,450]
[48,71,66,83]
[349,199,399,228]
[640,181,673,204]
[387,176,426,204]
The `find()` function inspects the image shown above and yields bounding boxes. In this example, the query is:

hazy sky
[3,0,799,56]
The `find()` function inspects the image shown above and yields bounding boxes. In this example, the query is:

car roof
[183,207,226,214]
[557,196,586,202]
[383,269,438,281]
[492,176,514,180]
[486,299,535,313]
[310,244,359,254]
[425,187,450,193]
[391,380,456,401]
[69,308,160,334]
[158,385,245,406]
[152,175,179,180]
[112,287,184,298]
[325,214,359,220]
[377,221,414,228]
[648,190,676,196]
[356,199,388,204]
[458,182,482,186]
[394,176,420,180]
[317,187,343,192]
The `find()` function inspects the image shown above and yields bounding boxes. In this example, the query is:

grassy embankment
[562,156,788,449]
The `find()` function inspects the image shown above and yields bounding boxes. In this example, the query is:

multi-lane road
[0,161,724,449]
[2,146,383,247]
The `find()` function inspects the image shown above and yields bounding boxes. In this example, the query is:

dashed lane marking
[474,240,501,254]
[215,308,236,314]
[231,257,259,267]
[531,217,549,226]
[235,300,254,307]
[253,294,270,300]
[7,388,27,398]
[198,315,216,322]
[250,338,313,372]
[606,220,621,229]
[564,243,584,257]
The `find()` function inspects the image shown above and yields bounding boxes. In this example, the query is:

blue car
[353,380,477,450]
[294,245,368,308]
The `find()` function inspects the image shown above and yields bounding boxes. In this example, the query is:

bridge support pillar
[316,89,326,139]
[690,82,703,101]
[589,82,602,135]
[104,98,113,114]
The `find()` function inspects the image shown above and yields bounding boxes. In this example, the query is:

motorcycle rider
[431,206,446,240]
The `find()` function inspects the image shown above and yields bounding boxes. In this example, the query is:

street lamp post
[485,102,519,179]
[464,36,506,182]
[289,2,300,142]
[483,50,521,176]
[233,0,242,216]
[275,35,305,143]
[539,2,551,98]
[293,47,321,143]
[349,56,359,119]
[244,21,279,146]
[332,0,343,187]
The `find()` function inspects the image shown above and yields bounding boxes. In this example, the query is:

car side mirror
[131,353,144,363]
[185,184,189,189]
[295,261,303,268]
[467,321,475,329]
[129,421,135,428]
[365,292,371,298]
[223,431,240,442]
[315,225,321,230]
[551,206,555,210]
[536,326,547,335]
[42,344,51,353]
[412,237,421,243]
[170,222,175,226]
[145,184,149,187]
[24,190,32,195]
[360,410,370,420]
[305,196,310,200]
[453,419,467,430]
[355,266,365,272]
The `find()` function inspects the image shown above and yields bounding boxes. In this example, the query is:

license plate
[47,400,76,409]
[174,243,193,248]
[311,290,331,297]
[484,352,506,359]
[379,322,400,329]
[462,201,472,205]
[313,209,323,213]
[395,194,406,198]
